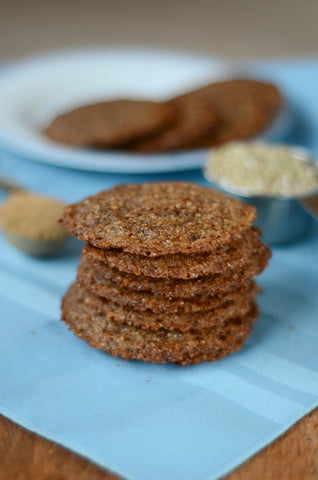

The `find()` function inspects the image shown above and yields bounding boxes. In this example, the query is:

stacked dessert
[60,182,271,365]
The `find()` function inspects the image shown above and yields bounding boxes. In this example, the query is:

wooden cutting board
[0,409,317,479]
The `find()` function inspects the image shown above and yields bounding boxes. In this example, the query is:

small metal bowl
[204,146,318,245]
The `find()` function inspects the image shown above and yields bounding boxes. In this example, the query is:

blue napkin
[1,58,318,480]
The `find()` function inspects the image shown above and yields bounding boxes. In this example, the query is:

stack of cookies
[60,182,271,365]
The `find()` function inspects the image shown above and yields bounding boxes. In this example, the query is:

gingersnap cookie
[44,99,177,147]
[80,250,266,298]
[84,226,270,279]
[59,182,256,255]
[172,79,282,146]
[64,283,258,332]
[77,256,258,313]
[125,98,218,152]
[62,283,257,365]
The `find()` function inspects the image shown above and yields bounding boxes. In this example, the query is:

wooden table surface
[1,408,317,480]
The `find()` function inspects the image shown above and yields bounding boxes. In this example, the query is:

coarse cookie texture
[59,182,256,255]
[125,98,219,152]
[77,257,257,313]
[79,250,267,297]
[62,283,258,332]
[62,283,257,365]
[44,100,176,147]
[173,79,282,146]
[59,180,271,365]
[84,226,270,279]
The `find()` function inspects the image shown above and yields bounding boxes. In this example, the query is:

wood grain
[0,409,317,480]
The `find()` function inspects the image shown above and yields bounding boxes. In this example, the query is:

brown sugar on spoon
[0,191,68,256]
[59,181,271,365]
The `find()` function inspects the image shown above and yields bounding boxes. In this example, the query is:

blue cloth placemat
[1,57,318,480]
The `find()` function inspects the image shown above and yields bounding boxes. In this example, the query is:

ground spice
[0,191,67,241]
[206,142,318,197]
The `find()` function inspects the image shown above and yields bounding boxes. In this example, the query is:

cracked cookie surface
[60,182,256,255]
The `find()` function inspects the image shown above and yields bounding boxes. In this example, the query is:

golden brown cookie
[44,99,177,147]
[172,79,282,146]
[63,283,258,332]
[59,182,256,255]
[80,251,266,298]
[84,226,270,279]
[62,283,257,365]
[125,98,218,152]
[76,256,258,313]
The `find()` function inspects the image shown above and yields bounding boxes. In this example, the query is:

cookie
[77,257,258,313]
[62,283,257,365]
[59,182,256,255]
[84,226,270,279]
[125,98,218,152]
[63,283,257,332]
[172,79,282,146]
[81,251,266,298]
[44,99,177,147]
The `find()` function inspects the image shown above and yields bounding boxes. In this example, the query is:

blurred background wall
[1,0,318,60]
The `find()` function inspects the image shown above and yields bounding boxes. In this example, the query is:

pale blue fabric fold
[0,57,318,480]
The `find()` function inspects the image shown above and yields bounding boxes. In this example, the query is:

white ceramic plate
[0,48,290,173]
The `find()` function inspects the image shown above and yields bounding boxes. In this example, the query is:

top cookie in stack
[60,182,271,365]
